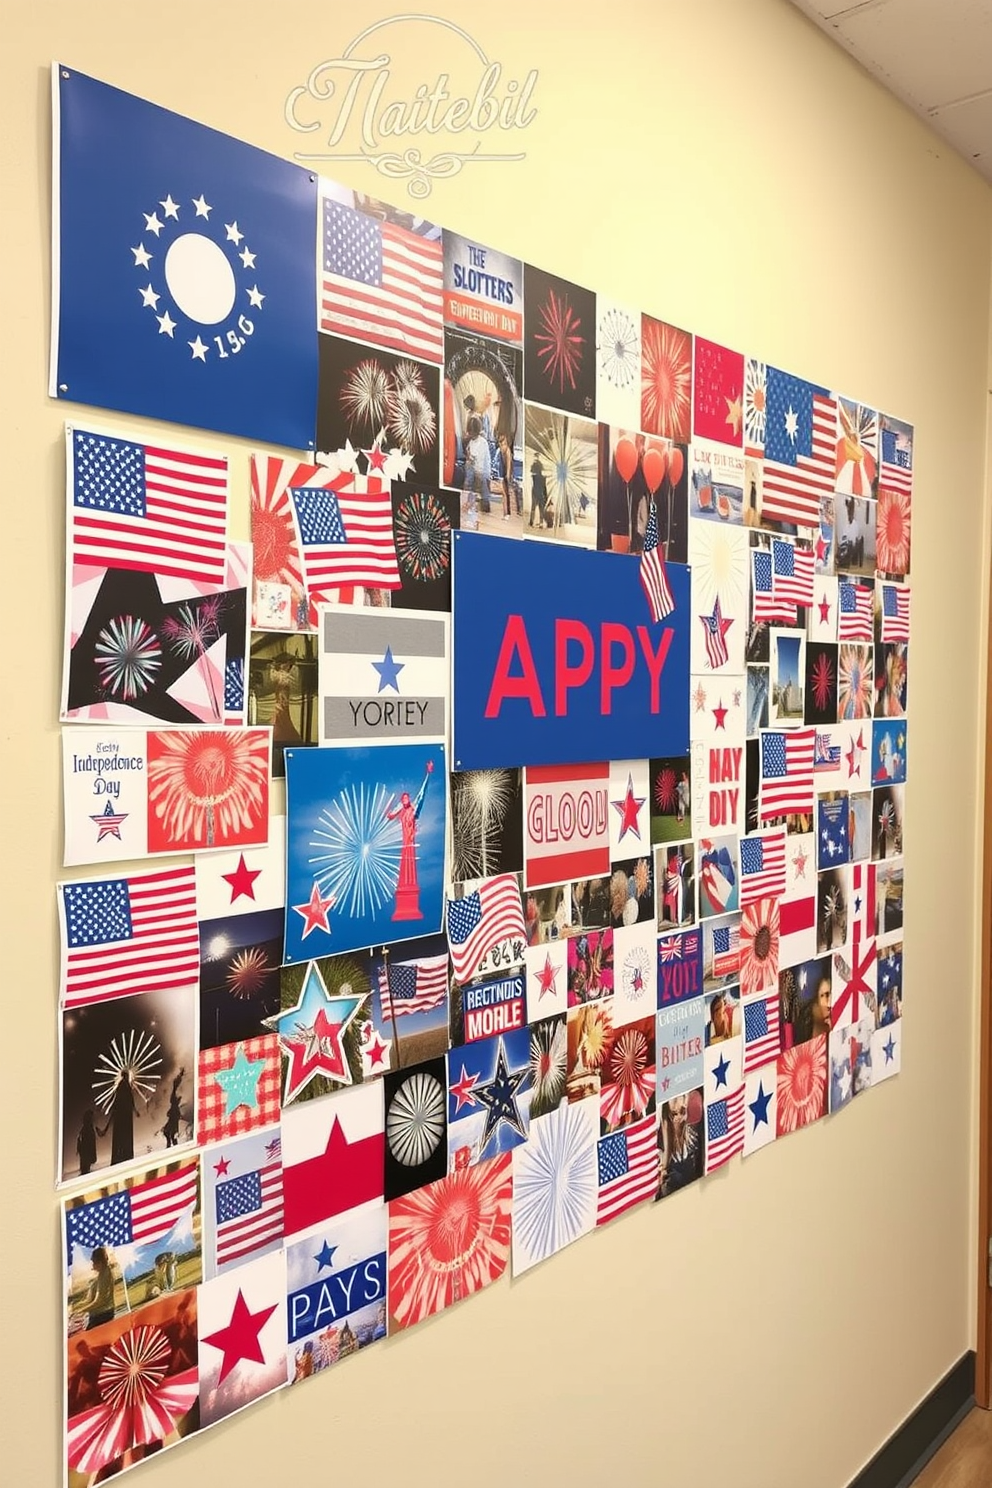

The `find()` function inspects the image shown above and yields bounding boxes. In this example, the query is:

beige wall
[3,1,990,1483]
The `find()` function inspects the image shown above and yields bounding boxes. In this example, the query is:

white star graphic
[225,221,244,244]
[246,284,265,309]
[192,194,212,218]
[239,246,257,269]
[131,243,152,268]
[160,194,180,219]
[139,285,160,309]
[383,448,415,480]
[143,211,163,236]
[784,405,799,443]
[189,336,209,361]
[157,311,177,337]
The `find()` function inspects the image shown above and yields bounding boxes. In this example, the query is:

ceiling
[789,0,992,183]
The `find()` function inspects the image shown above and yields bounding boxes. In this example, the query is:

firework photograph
[316,336,441,481]
[566,999,613,1103]
[450,767,523,882]
[61,987,196,1184]
[284,741,447,964]
[640,315,692,442]
[523,403,598,547]
[649,754,692,845]
[595,297,641,429]
[523,263,596,419]
[390,484,460,610]
[146,728,271,854]
[63,563,250,727]
[442,330,523,537]
[383,1056,449,1200]
[199,906,284,1049]
[839,643,875,721]
[528,1015,568,1118]
[805,640,839,726]
[247,631,318,777]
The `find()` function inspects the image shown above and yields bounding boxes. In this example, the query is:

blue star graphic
[749,1081,772,1128]
[372,645,404,693]
[212,1043,264,1116]
[883,1035,896,1063]
[713,1053,730,1089]
[470,1038,528,1153]
[314,1241,337,1272]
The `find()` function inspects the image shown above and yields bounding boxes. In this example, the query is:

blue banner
[53,66,318,448]
[452,533,690,769]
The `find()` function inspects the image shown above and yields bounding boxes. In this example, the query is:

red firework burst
[811,651,835,712]
[777,1037,827,1134]
[641,317,692,440]
[601,1023,656,1128]
[147,730,269,851]
[250,455,306,592]
[388,1153,512,1330]
[654,766,677,813]
[534,287,584,393]
[876,485,912,574]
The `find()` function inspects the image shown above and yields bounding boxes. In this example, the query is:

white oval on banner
[164,233,236,324]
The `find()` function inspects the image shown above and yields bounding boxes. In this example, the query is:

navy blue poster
[452,533,690,770]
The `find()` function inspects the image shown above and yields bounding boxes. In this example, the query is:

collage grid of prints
[53,65,910,1485]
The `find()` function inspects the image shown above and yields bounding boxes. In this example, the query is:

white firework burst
[452,769,515,880]
[530,412,596,525]
[388,382,436,454]
[392,359,425,394]
[530,1018,567,1116]
[744,358,767,450]
[92,1027,163,1112]
[386,1071,445,1166]
[309,781,402,919]
[597,306,639,390]
[342,359,392,433]
[512,1103,596,1270]
[94,615,162,701]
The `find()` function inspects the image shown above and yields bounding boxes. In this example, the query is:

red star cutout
[611,774,645,841]
[712,698,728,729]
[365,1034,388,1068]
[363,444,388,471]
[293,881,336,939]
[815,533,829,563]
[536,953,558,999]
[202,1288,278,1383]
[818,596,831,624]
[222,853,261,904]
[846,729,865,778]
[213,1155,231,1176]
[791,847,808,880]
[450,1063,480,1113]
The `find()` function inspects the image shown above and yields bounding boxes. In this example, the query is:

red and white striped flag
[759,728,816,822]
[59,866,199,1007]
[379,955,449,1019]
[761,373,835,529]
[596,1114,658,1224]
[881,583,911,643]
[70,427,229,585]
[320,196,444,363]
[880,422,913,496]
[215,1153,284,1269]
[446,874,525,984]
[743,994,781,1072]
[128,1163,199,1244]
[640,503,675,621]
[739,831,786,904]
[838,580,874,641]
[705,1085,745,1171]
[290,470,400,596]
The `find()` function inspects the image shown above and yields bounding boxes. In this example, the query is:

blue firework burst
[309,782,402,918]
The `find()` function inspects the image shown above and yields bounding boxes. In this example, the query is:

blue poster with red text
[452,533,690,770]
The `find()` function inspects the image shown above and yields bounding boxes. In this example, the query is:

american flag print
[640,503,675,621]
[320,196,444,363]
[881,583,911,643]
[70,427,228,585]
[743,995,781,1072]
[838,580,874,642]
[711,924,741,979]
[379,955,449,1019]
[289,472,400,595]
[739,832,786,904]
[761,371,835,529]
[214,1142,284,1270]
[596,1114,658,1224]
[771,538,814,609]
[752,548,795,625]
[446,874,526,984]
[879,419,913,496]
[59,866,198,1008]
[759,728,816,822]
[705,1085,745,1171]
[65,1162,199,1262]
[700,596,731,670]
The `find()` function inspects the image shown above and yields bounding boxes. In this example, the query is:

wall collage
[52,64,910,1484]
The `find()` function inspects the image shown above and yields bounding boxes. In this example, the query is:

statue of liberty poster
[283,742,447,964]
